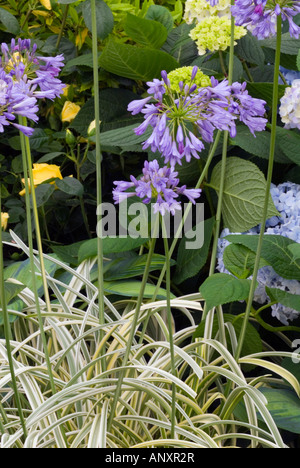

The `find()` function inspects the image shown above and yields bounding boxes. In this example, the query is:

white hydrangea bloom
[279,79,300,129]
[184,0,231,24]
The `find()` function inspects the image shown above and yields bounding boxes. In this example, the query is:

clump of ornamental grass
[0,232,298,448]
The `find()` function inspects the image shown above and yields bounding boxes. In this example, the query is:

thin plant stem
[19,119,57,397]
[91,0,106,370]
[107,215,160,431]
[0,194,27,438]
[151,130,222,303]
[202,9,236,360]
[138,130,222,344]
[161,217,176,439]
[56,5,70,51]
[235,16,282,361]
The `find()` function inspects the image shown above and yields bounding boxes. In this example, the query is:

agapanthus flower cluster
[231,0,300,39]
[279,79,300,129]
[1,39,65,100]
[0,68,39,136]
[184,0,232,24]
[0,38,65,135]
[113,160,202,215]
[217,182,300,325]
[189,16,247,55]
[127,67,267,167]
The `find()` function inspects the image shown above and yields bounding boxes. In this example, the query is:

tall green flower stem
[0,195,27,438]
[91,0,106,370]
[56,5,70,51]
[108,215,160,431]
[201,11,236,359]
[161,217,177,439]
[138,130,222,344]
[235,16,282,361]
[19,118,57,397]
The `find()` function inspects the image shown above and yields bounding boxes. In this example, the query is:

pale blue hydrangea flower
[217,182,300,324]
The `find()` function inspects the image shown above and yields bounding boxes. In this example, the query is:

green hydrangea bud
[190,16,246,55]
[167,66,211,93]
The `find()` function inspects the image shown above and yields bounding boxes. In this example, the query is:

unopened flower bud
[66,129,76,147]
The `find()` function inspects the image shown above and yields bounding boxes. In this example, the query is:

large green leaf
[3,282,25,305]
[210,157,279,232]
[276,126,300,166]
[124,13,168,49]
[226,234,300,281]
[82,0,114,40]
[266,288,300,313]
[99,39,179,81]
[174,217,215,284]
[235,32,265,67]
[103,254,175,281]
[230,126,290,164]
[199,273,253,311]
[102,280,174,300]
[78,236,149,263]
[4,257,59,296]
[245,82,286,108]
[162,23,198,66]
[288,243,300,260]
[258,388,300,434]
[261,32,300,55]
[70,89,139,137]
[223,243,269,279]
[145,5,174,32]
[0,7,20,34]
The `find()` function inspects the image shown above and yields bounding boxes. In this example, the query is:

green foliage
[210,157,279,232]
[199,273,254,311]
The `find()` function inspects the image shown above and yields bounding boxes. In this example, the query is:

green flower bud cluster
[167,66,211,93]
[189,16,246,55]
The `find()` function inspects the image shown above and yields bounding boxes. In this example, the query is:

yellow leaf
[76,28,89,49]
[32,10,51,17]
[39,0,52,10]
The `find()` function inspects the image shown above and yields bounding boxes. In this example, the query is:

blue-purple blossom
[0,69,38,136]
[1,38,65,100]
[217,182,300,325]
[127,69,267,166]
[113,159,202,216]
[231,0,300,39]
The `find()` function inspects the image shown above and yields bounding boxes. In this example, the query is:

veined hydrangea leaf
[288,243,300,260]
[124,13,168,49]
[199,273,253,311]
[210,157,279,232]
[82,0,114,40]
[223,243,269,279]
[226,234,300,281]
[266,288,300,313]
[99,39,179,81]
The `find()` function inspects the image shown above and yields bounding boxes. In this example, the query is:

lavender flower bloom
[113,159,202,216]
[127,68,267,166]
[1,38,65,100]
[217,182,300,325]
[231,0,300,39]
[0,69,38,136]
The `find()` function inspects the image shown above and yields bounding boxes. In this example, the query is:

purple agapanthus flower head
[0,69,38,136]
[1,38,65,100]
[127,68,267,167]
[113,159,202,216]
[231,0,300,39]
